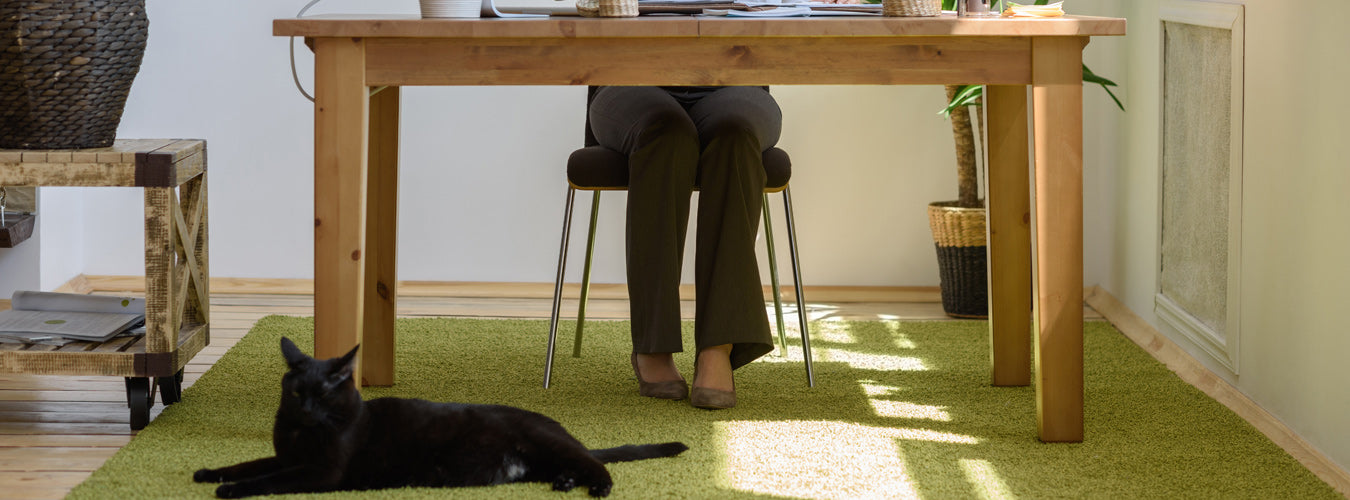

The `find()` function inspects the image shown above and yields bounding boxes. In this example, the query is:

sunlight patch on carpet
[718,421,934,499]
[822,347,928,371]
[862,382,951,421]
[812,317,860,344]
[880,320,920,349]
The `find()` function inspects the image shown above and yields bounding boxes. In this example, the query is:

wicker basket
[884,0,941,17]
[577,0,637,17]
[927,201,988,319]
[576,0,599,17]
[598,0,638,17]
[0,0,149,149]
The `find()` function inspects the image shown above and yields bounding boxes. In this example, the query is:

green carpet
[69,317,1338,499]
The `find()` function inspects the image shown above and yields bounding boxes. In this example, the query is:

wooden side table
[0,139,209,430]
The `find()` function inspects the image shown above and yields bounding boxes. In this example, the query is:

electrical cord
[289,0,325,102]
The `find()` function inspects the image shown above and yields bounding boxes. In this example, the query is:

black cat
[193,337,688,498]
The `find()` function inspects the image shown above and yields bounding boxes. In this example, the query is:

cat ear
[329,344,360,385]
[280,337,309,369]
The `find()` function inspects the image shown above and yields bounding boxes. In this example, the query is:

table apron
[358,36,1037,86]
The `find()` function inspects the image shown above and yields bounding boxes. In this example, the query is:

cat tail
[589,442,689,463]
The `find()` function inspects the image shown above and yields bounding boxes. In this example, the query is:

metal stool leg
[763,193,789,356]
[545,187,578,388]
[574,191,601,357]
[782,186,814,387]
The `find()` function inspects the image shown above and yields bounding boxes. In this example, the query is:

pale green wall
[1088,0,1350,473]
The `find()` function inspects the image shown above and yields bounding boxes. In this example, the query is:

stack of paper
[0,291,146,345]
[703,6,812,16]
[701,2,882,16]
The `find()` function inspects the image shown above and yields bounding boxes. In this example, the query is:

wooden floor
[0,285,1086,499]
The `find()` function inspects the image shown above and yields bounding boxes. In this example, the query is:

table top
[0,139,203,165]
[0,139,206,188]
[274,14,1126,38]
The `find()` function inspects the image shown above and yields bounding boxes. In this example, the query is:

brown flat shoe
[631,354,688,400]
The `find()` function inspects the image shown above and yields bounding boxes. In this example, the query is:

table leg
[313,37,371,384]
[144,187,177,355]
[1031,37,1085,442]
[985,85,1032,387]
[362,86,400,387]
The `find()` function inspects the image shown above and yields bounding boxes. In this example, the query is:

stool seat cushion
[567,146,792,190]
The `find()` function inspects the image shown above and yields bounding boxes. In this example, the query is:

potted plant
[1,0,149,149]
[929,0,1124,318]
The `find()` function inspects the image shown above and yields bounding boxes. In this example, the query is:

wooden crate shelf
[0,323,208,376]
[0,139,209,429]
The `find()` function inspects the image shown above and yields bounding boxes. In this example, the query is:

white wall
[0,189,86,297]
[68,0,1012,288]
[37,189,86,291]
[0,223,39,298]
[1100,0,1350,475]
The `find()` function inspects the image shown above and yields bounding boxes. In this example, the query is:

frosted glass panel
[1159,21,1231,337]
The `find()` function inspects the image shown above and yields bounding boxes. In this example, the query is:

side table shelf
[0,213,35,248]
[0,139,209,430]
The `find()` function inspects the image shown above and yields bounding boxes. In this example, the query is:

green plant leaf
[1082,64,1125,111]
[1082,64,1119,87]
[1098,85,1125,111]
[940,64,1126,115]
[1082,73,1118,87]
[939,84,983,118]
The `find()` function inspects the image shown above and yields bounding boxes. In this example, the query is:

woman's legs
[589,87,698,383]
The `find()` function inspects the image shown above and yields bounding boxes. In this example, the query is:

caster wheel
[158,369,185,405]
[125,377,156,430]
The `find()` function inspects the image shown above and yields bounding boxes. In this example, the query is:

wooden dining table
[274,13,1125,442]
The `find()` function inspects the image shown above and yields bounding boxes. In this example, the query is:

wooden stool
[0,139,209,430]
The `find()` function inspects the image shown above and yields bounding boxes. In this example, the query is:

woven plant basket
[883,0,941,17]
[927,201,988,319]
[0,0,148,149]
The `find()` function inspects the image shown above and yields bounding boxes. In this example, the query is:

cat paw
[587,482,612,497]
[193,468,223,483]
[551,474,578,492]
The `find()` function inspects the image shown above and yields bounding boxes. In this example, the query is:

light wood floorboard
[0,284,1103,499]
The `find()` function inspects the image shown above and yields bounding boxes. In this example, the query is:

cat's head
[277,337,361,427]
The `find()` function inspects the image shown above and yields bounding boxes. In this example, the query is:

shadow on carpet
[68,317,1338,499]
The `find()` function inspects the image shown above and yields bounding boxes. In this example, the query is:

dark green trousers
[588,86,781,369]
